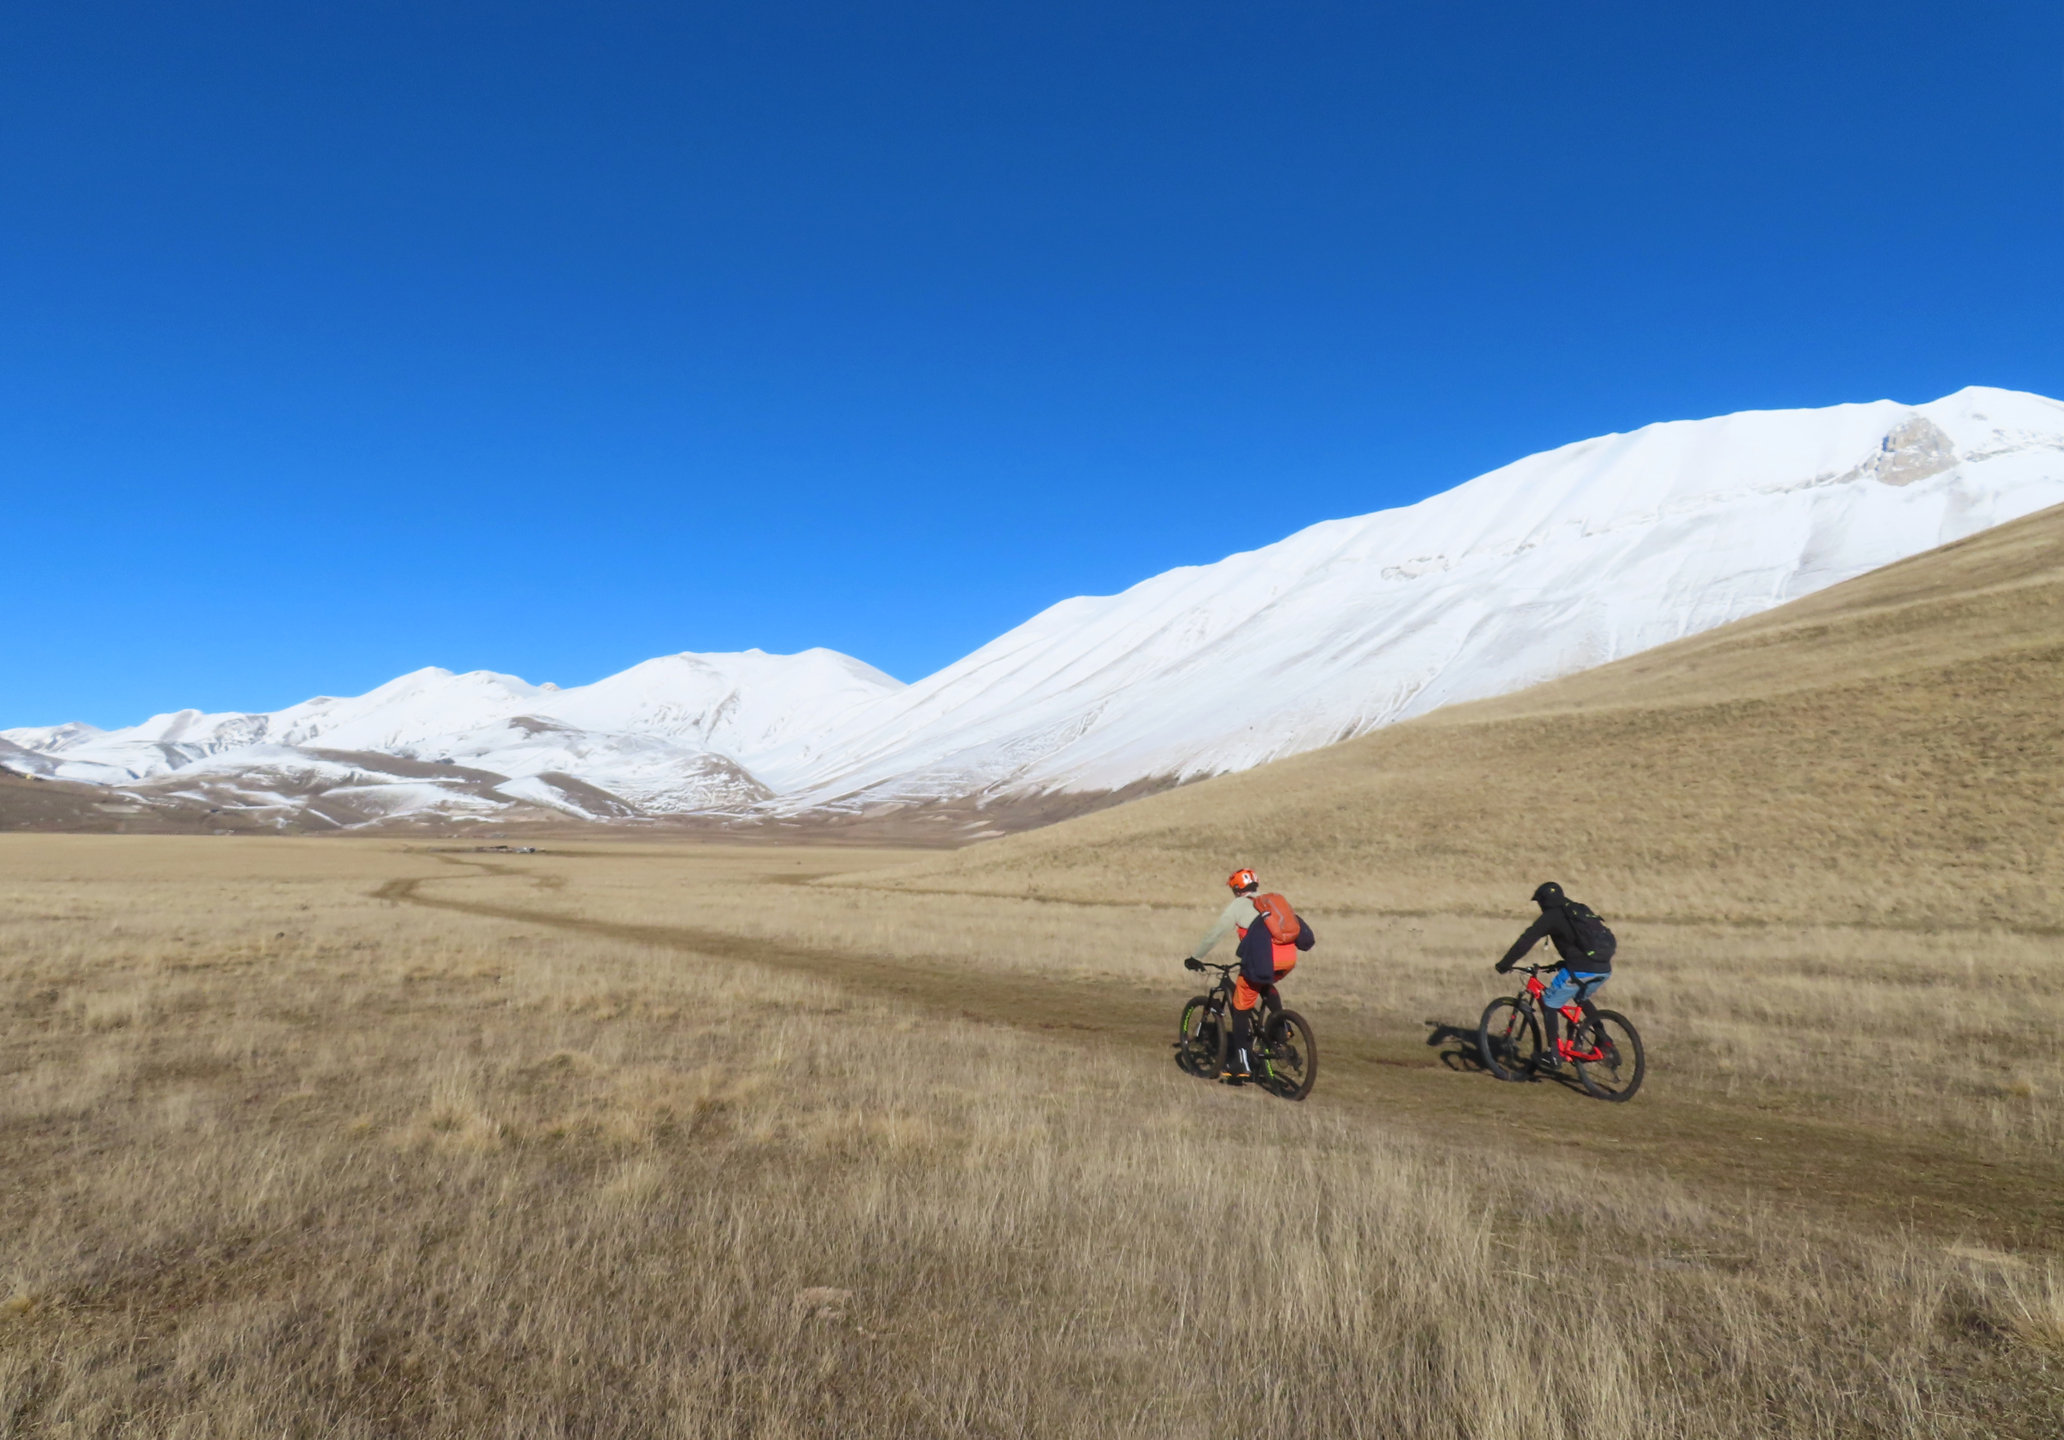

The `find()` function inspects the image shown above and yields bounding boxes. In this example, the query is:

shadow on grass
[1425,1020,1489,1073]
[1428,1019,1596,1098]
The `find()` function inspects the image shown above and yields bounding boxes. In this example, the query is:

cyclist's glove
[1493,959,1512,974]
[1183,956,1204,972]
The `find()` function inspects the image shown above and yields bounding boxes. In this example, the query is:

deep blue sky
[4,1,2059,728]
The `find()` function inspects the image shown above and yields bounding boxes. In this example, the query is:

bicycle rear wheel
[1260,1009,1318,1100]
[1477,997,1541,1081]
[1571,1009,1645,1101]
[1175,994,1223,1077]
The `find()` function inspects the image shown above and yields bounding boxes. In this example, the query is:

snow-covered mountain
[10,385,2064,830]
[3,650,904,826]
[767,386,2064,812]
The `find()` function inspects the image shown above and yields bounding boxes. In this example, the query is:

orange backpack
[1252,893,1301,947]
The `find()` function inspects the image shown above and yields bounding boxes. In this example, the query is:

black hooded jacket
[1497,891,1615,974]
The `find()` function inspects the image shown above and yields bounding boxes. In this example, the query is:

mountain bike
[1477,964,1645,1101]
[1173,962,1318,1100]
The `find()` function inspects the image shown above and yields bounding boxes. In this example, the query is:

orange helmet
[1227,868,1258,893]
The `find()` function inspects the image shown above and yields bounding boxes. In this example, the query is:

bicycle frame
[1202,964,1282,1021]
[1191,963,1286,1062]
[1512,965,1608,1064]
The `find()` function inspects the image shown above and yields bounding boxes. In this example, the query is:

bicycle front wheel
[1571,1009,1645,1102]
[1261,1009,1318,1101]
[1175,995,1223,1077]
[1477,997,1541,1081]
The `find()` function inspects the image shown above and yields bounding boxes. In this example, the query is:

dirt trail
[379,854,2064,1251]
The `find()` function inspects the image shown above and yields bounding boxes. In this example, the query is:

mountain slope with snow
[760,385,2064,811]
[10,386,2063,830]
[3,650,904,825]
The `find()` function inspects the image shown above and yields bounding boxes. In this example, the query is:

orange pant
[1232,949,1296,1011]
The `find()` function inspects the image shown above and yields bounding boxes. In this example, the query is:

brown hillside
[0,767,244,834]
[874,501,2064,931]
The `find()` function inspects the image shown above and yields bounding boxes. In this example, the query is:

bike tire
[1261,1009,1318,1101]
[1572,1009,1645,1102]
[1175,994,1224,1078]
[1477,997,1541,1082]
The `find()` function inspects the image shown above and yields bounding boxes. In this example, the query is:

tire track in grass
[376,856,2064,1250]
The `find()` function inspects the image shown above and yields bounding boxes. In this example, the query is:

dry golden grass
[3,836,2063,1436]
[530,855,2064,1156]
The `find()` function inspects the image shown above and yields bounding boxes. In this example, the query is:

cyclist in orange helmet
[1183,868,1316,1083]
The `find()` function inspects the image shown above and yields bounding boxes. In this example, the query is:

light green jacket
[1189,895,1262,963]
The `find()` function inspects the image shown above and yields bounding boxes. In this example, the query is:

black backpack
[1564,901,1617,966]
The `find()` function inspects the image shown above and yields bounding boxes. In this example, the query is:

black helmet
[1531,881,1565,908]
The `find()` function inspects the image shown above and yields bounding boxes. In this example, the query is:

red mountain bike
[1477,964,1645,1101]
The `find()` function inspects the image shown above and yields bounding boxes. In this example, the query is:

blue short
[1541,971,1609,1010]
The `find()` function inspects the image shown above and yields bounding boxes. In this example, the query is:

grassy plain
[1,832,2061,1438]
[3,506,2063,1435]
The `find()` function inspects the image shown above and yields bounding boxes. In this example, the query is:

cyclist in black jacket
[1494,882,1616,1071]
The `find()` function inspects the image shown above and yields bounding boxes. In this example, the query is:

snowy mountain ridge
[757,385,2064,812]
[3,650,904,826]
[10,386,2064,830]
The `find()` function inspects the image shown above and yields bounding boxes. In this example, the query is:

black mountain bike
[1173,962,1318,1101]
[1477,964,1645,1101]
